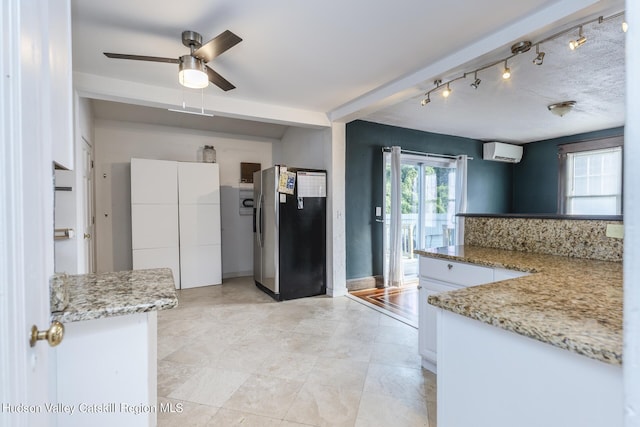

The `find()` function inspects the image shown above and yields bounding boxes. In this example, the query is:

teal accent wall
[345,120,513,280]
[512,127,624,213]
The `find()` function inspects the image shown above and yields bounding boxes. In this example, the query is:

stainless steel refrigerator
[253,166,326,301]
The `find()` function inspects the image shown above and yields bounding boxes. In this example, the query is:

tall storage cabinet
[131,158,222,289]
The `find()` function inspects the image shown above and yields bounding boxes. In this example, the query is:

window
[559,137,623,215]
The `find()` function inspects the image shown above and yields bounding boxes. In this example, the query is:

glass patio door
[383,153,457,283]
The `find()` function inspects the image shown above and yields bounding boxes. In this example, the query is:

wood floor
[350,282,419,326]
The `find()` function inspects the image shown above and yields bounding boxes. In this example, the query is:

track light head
[569,27,586,50]
[470,78,481,89]
[421,95,431,106]
[622,21,628,33]
[533,44,545,65]
[502,60,511,80]
[442,83,451,98]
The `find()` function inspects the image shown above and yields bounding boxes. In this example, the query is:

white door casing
[1,0,66,426]
[82,138,95,273]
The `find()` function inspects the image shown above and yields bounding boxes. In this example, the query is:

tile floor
[157,276,436,427]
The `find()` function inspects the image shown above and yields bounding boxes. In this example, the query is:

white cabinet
[131,159,222,289]
[418,256,528,373]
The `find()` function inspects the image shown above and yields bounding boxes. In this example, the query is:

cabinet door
[420,257,493,286]
[131,204,179,249]
[178,204,221,246]
[178,162,220,204]
[131,159,178,204]
[180,245,222,288]
[419,279,462,373]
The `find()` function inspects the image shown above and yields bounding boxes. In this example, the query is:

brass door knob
[30,321,64,347]
[84,233,91,239]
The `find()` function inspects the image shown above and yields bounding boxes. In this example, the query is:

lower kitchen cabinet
[418,255,528,373]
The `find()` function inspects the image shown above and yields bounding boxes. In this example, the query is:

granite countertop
[415,246,622,365]
[51,268,178,323]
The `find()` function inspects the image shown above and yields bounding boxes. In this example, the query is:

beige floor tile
[363,363,426,402]
[157,397,219,427]
[158,277,433,427]
[206,408,282,427]
[370,341,422,368]
[354,391,428,427]
[257,350,318,381]
[157,334,192,360]
[320,336,374,362]
[157,360,200,397]
[223,374,304,419]
[279,421,317,427]
[168,367,250,407]
[284,381,361,427]
[163,340,229,367]
[374,323,419,347]
[305,357,368,392]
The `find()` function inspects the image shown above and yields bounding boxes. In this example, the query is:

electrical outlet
[606,224,624,239]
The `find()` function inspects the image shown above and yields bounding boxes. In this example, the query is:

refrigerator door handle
[258,194,264,247]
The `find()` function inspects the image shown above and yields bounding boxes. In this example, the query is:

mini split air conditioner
[483,142,523,163]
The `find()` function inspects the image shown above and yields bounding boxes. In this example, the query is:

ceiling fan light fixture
[548,101,576,117]
[179,55,209,89]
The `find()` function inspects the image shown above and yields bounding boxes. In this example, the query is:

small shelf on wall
[240,162,261,184]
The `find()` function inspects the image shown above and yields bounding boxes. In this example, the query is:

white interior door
[1,1,68,425]
[82,138,95,273]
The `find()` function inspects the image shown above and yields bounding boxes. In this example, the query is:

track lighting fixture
[419,10,624,111]
[569,26,587,50]
[502,60,511,79]
[532,44,545,65]
[470,72,481,89]
[622,21,628,32]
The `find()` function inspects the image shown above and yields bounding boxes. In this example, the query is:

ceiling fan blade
[193,30,242,63]
[205,65,236,91]
[103,53,179,64]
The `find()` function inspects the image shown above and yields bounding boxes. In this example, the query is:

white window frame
[558,136,624,215]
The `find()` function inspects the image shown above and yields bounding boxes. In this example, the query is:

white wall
[275,126,329,169]
[94,119,274,278]
[53,94,95,275]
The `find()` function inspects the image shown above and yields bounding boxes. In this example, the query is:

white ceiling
[72,0,626,143]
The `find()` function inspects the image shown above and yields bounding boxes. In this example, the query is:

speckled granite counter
[416,246,622,365]
[51,268,178,323]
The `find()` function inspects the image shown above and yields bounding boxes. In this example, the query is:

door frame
[382,151,457,285]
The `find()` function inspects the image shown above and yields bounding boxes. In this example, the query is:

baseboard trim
[346,275,384,291]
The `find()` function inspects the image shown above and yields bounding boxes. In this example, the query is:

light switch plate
[606,224,624,239]
[375,206,382,217]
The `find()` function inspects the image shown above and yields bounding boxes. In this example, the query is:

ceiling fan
[104,30,242,91]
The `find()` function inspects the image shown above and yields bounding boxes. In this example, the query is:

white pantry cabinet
[418,256,528,373]
[131,159,222,289]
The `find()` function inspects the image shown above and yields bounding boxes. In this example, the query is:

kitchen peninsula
[52,268,178,427]
[417,216,623,427]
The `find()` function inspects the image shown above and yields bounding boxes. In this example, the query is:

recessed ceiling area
[91,100,289,140]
